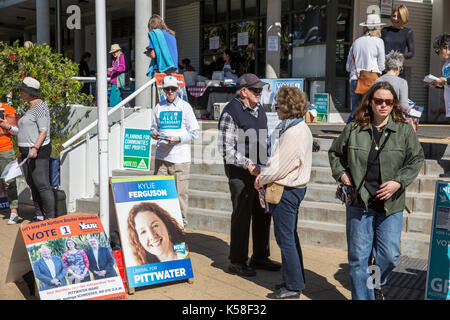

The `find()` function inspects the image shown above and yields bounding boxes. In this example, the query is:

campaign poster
[260,78,305,111]
[425,181,450,300]
[313,93,329,123]
[123,128,152,170]
[20,214,127,300]
[110,176,194,289]
[155,73,189,104]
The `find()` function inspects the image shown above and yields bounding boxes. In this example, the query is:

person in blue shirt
[146,14,178,78]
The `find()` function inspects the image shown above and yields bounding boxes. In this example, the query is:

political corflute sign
[425,180,450,300]
[20,214,127,300]
[110,176,194,289]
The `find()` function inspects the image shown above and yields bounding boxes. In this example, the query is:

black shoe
[249,257,282,271]
[228,262,256,277]
[374,288,385,300]
[267,287,301,299]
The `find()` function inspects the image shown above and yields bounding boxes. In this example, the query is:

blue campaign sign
[123,128,152,170]
[159,111,182,129]
[260,78,304,110]
[425,181,450,300]
[111,176,179,203]
[110,176,194,289]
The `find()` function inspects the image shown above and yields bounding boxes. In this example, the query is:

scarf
[267,116,304,156]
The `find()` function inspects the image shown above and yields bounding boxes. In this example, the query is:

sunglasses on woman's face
[372,98,394,106]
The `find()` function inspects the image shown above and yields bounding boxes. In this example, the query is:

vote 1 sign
[20,214,127,300]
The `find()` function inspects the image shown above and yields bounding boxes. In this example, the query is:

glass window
[260,0,267,15]
[202,0,214,24]
[292,44,326,78]
[334,80,347,110]
[292,6,327,45]
[245,0,257,17]
[310,81,326,103]
[257,18,266,49]
[230,0,241,20]
[256,50,266,77]
[217,0,227,21]
[336,8,351,43]
[203,24,227,54]
[230,20,256,50]
[336,43,350,77]
[281,0,291,12]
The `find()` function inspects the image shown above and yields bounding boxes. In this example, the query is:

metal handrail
[62,77,156,149]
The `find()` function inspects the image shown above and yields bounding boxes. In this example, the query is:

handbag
[352,53,379,95]
[265,182,284,205]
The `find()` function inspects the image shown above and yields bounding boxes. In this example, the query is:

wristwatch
[31,146,39,151]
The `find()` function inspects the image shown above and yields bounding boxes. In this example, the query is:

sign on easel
[110,176,194,290]
[155,73,189,104]
[19,215,127,300]
[425,180,450,300]
[123,128,152,170]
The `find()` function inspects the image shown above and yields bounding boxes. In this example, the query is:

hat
[163,75,179,88]
[359,14,386,29]
[18,77,40,97]
[109,44,122,53]
[236,73,267,89]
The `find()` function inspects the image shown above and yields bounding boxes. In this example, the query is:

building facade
[0,0,448,122]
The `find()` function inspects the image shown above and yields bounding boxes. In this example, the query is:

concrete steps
[74,135,443,260]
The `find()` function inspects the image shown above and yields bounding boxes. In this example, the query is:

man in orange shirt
[0,102,19,224]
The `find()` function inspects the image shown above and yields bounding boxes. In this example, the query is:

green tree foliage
[0,41,93,133]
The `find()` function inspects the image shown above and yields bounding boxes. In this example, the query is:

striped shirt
[18,101,51,147]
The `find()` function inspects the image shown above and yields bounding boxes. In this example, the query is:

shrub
[0,41,94,136]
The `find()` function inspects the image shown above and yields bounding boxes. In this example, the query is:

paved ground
[0,208,428,301]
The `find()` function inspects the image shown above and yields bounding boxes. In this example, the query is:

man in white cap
[151,75,199,227]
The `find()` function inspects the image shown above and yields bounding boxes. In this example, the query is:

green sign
[122,128,152,170]
[314,93,329,123]
[425,180,450,300]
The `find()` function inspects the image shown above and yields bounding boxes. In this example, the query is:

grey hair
[385,50,405,71]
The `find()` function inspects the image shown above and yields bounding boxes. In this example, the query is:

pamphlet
[424,74,440,84]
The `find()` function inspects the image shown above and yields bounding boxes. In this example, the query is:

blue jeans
[270,187,306,291]
[347,80,363,123]
[346,206,403,300]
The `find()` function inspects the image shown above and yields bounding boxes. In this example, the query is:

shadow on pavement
[187,232,348,300]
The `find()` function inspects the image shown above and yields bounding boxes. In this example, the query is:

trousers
[224,164,271,264]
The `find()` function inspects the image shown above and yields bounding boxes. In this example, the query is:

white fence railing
[62,77,156,149]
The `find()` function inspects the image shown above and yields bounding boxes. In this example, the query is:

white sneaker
[7,213,19,225]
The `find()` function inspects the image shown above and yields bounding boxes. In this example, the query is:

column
[36,0,51,45]
[135,0,153,108]
[265,0,281,78]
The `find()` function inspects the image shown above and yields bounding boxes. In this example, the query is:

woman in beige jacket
[255,86,312,299]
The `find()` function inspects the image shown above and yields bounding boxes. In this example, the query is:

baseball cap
[236,73,267,89]
[163,75,179,88]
